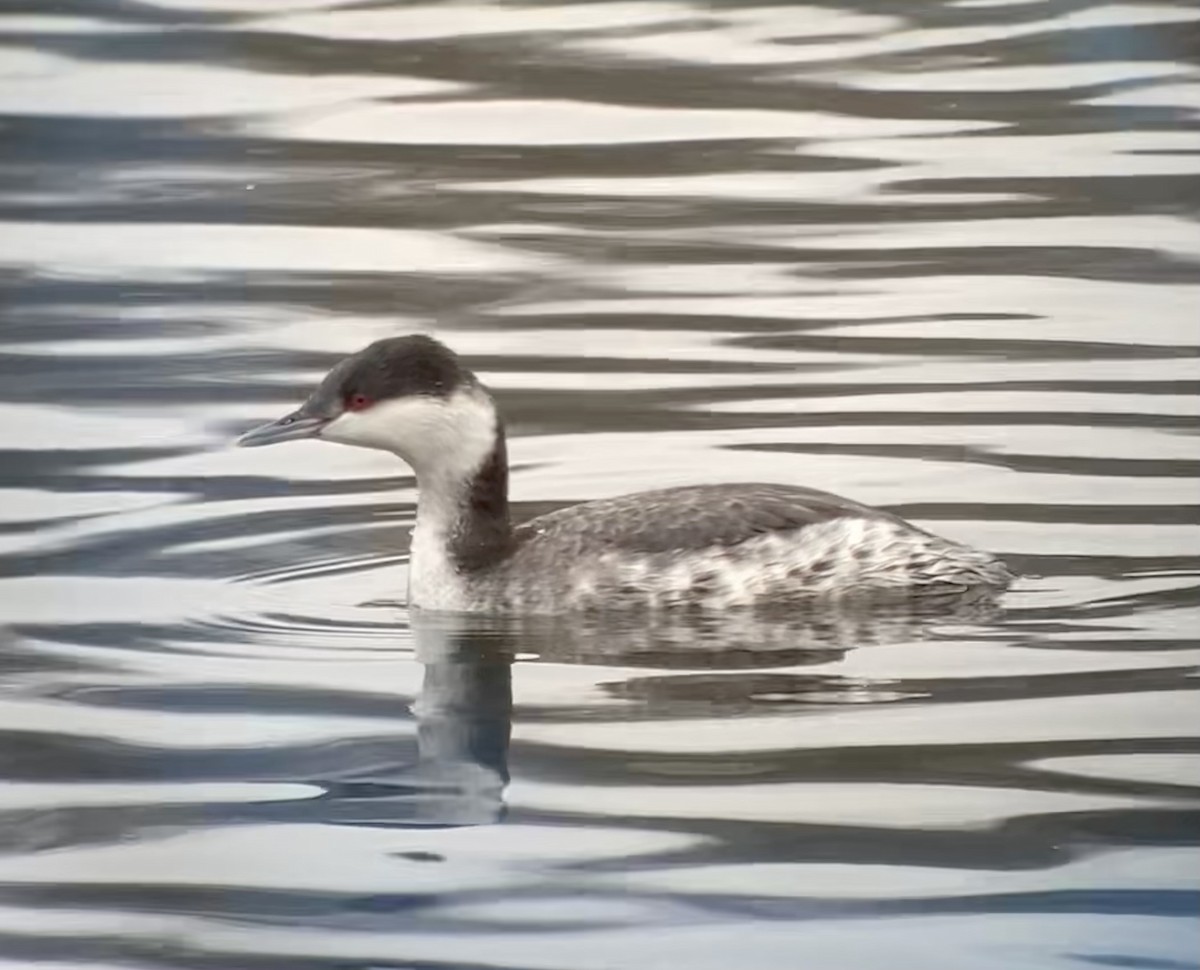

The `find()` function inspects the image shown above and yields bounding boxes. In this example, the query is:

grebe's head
[238,335,499,481]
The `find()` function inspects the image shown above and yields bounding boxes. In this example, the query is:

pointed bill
[236,410,330,448]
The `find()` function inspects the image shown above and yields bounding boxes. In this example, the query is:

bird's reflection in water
[318,593,1003,829]
[316,621,514,829]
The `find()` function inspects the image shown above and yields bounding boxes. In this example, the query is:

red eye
[346,393,372,412]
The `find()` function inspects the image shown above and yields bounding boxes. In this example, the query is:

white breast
[407,520,473,611]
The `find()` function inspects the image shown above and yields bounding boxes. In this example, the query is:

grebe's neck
[317,382,513,596]
[401,389,513,579]
[415,427,512,572]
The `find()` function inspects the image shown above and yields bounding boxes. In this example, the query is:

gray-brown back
[513,483,899,557]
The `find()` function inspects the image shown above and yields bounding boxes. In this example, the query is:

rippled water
[2,1,1199,967]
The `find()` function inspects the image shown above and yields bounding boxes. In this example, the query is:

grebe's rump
[239,335,1013,614]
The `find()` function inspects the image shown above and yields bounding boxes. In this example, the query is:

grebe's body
[408,482,1009,613]
[239,336,1011,614]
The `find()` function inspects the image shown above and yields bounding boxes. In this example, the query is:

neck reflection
[317,616,514,829]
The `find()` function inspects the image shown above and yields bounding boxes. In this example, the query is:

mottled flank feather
[443,484,1012,614]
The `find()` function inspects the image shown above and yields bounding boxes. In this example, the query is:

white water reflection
[267,99,993,145]
[0,222,544,275]
[0,50,458,118]
[254,2,692,41]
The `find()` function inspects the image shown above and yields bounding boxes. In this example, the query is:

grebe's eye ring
[346,393,372,412]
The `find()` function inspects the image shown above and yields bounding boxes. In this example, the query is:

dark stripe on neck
[448,427,513,572]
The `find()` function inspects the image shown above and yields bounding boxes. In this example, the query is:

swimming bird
[238,335,1012,613]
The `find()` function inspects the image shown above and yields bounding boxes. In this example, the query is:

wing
[514,483,897,556]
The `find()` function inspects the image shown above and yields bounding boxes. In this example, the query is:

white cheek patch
[320,390,497,486]
[323,395,446,455]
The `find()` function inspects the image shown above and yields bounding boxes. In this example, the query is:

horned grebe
[238,335,1012,613]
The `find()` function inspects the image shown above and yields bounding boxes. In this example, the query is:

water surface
[1,1,1199,968]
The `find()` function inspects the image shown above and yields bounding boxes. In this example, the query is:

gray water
[1,2,1199,968]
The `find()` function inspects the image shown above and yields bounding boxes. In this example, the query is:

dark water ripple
[1,1,1199,968]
